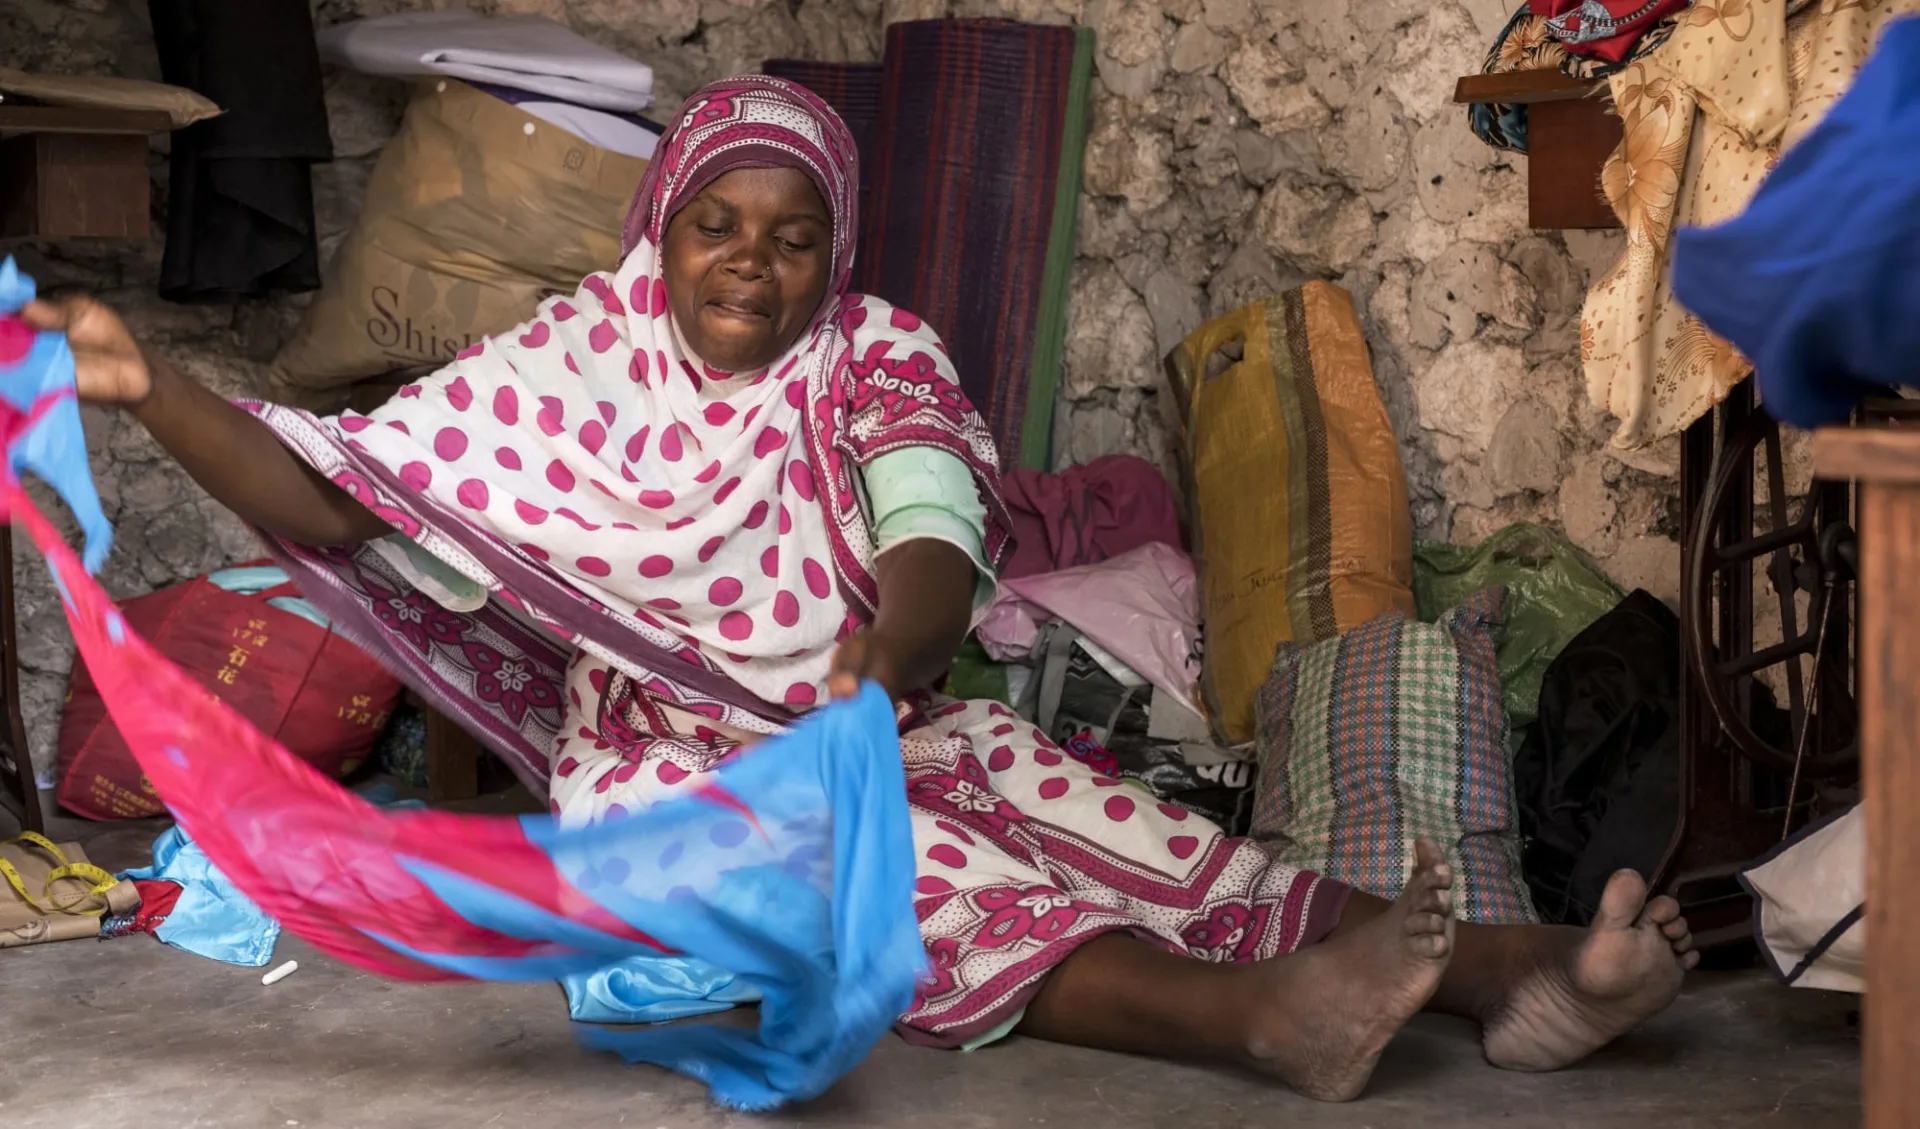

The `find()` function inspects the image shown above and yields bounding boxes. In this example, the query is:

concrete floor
[0,811,1864,1129]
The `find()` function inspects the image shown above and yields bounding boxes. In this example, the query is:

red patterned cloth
[1529,0,1692,62]
[98,879,183,940]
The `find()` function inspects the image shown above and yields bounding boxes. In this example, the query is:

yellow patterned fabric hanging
[1582,0,1920,448]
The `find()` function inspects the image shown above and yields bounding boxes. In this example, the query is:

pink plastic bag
[980,543,1203,716]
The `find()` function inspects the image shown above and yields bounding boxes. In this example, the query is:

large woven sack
[55,568,402,820]
[1164,282,1414,744]
[274,79,647,390]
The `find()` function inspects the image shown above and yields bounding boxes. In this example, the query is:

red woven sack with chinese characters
[55,564,401,820]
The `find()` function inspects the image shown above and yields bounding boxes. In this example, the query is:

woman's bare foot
[1480,870,1699,1071]
[1246,842,1456,1101]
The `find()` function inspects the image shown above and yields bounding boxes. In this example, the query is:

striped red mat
[767,19,1093,471]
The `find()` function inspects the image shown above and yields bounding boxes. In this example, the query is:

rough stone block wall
[2,0,1679,781]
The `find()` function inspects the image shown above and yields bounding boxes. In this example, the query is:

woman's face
[660,166,833,373]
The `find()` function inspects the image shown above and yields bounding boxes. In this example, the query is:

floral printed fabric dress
[552,654,1351,1046]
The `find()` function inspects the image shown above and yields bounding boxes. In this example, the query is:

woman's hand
[828,628,907,701]
[18,295,153,407]
[827,540,977,703]
[19,292,388,547]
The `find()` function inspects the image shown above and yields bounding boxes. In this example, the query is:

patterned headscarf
[622,76,860,305]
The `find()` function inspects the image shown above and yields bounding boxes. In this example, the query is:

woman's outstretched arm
[22,294,391,547]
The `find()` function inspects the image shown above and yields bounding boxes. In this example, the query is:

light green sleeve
[862,446,998,612]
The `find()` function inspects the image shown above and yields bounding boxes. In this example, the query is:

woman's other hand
[18,295,152,406]
[828,628,907,702]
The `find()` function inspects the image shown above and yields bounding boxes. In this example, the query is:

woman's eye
[699,224,728,238]
[777,237,813,253]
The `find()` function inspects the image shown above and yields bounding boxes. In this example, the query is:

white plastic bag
[1742,806,1864,994]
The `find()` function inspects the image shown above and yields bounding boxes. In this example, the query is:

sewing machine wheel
[1684,406,1858,780]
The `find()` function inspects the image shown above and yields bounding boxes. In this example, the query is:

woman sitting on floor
[26,76,1698,1101]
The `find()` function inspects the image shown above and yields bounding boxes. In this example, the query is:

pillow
[1251,587,1537,924]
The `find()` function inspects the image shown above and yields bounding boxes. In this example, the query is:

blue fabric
[1670,16,1920,429]
[208,564,331,627]
[121,825,282,967]
[562,954,761,1025]
[380,683,923,1111]
[0,258,112,573]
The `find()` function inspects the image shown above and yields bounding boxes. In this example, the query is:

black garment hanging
[1515,590,1683,926]
[148,0,333,303]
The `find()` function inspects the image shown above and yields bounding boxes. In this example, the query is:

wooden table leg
[0,527,43,834]
[1859,481,1920,1129]
[424,707,480,804]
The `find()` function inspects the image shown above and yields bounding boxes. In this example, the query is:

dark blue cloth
[1670,16,1920,429]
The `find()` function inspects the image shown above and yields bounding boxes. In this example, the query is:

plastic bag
[1413,523,1624,728]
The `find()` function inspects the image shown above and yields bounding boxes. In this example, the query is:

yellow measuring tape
[1,832,123,917]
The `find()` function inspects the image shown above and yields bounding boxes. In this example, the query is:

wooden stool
[0,105,169,241]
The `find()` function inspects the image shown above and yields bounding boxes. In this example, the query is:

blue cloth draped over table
[1670,17,1920,429]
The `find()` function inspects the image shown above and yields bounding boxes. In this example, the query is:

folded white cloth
[318,12,653,112]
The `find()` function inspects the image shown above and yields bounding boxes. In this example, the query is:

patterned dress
[245,75,1351,1047]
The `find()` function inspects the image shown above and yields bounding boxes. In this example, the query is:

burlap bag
[274,79,647,390]
[1164,282,1415,745]
[1,833,140,948]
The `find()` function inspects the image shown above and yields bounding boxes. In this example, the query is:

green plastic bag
[1413,523,1624,728]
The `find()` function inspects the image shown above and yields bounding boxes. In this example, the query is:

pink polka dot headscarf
[621,76,861,307]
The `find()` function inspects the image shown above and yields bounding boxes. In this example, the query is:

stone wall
[2,0,1681,780]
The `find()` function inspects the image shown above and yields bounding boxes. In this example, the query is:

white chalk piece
[261,960,299,986]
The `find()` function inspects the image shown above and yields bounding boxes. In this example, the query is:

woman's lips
[707,296,770,320]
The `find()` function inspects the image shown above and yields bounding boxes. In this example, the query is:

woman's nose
[723,237,774,279]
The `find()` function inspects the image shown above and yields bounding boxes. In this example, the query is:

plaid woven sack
[1251,587,1537,924]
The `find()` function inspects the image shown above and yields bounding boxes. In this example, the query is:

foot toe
[1642,895,1682,926]
[1594,870,1651,929]
[1411,932,1450,958]
[1682,951,1701,970]
[1658,916,1690,941]
[1405,911,1448,936]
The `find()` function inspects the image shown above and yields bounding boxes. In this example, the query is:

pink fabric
[984,542,1202,711]
[1000,455,1181,580]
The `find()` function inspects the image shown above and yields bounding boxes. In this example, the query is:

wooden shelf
[1454,69,1621,231]
[1452,70,1605,105]
[0,104,171,241]
[0,105,172,137]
